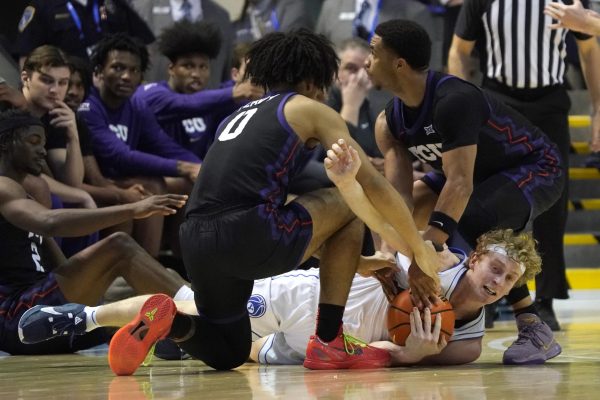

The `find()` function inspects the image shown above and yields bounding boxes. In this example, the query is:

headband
[485,244,526,274]
[0,115,44,136]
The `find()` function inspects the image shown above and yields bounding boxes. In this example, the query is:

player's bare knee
[103,232,139,259]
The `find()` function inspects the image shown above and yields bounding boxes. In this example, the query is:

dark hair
[90,33,150,73]
[374,19,431,71]
[244,29,339,91]
[0,109,40,154]
[158,20,222,61]
[68,56,92,98]
[232,42,253,70]
[22,45,72,75]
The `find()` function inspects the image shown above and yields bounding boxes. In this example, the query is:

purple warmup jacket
[133,81,239,159]
[78,87,200,178]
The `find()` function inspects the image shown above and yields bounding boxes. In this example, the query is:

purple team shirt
[133,81,239,159]
[78,87,200,178]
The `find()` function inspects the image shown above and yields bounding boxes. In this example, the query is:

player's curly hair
[374,19,431,71]
[157,20,222,61]
[244,29,339,91]
[0,109,40,155]
[90,33,150,73]
[474,229,542,287]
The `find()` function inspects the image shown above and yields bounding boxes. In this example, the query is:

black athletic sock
[513,303,538,317]
[168,313,193,341]
[316,303,344,342]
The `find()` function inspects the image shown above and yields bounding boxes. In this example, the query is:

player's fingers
[423,307,432,334]
[409,288,424,309]
[160,206,179,215]
[326,149,339,163]
[331,142,342,154]
[411,307,423,335]
[432,312,442,338]
[430,293,442,306]
[349,146,360,162]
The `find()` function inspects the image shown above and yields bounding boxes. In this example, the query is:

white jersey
[250,249,485,365]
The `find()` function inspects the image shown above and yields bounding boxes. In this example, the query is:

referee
[448,0,600,332]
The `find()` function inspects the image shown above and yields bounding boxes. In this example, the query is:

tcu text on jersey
[407,142,442,162]
[109,124,128,142]
[182,117,207,137]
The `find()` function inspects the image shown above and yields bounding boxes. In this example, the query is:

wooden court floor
[1,290,599,400]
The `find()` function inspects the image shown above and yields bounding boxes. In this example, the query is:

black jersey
[0,212,51,294]
[186,92,315,216]
[385,71,563,184]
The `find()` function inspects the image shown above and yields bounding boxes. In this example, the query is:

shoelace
[142,343,157,367]
[342,333,369,355]
[515,324,545,348]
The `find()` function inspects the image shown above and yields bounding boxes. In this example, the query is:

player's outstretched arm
[325,141,412,256]
[287,98,441,284]
[0,177,188,237]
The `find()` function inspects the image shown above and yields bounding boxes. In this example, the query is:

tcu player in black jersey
[108,29,444,374]
[0,109,192,355]
[366,20,564,365]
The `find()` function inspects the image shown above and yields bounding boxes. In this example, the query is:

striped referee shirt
[455,0,592,89]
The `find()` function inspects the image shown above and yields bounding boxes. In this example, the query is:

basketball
[387,290,455,346]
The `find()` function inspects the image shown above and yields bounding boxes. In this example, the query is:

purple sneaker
[503,313,562,365]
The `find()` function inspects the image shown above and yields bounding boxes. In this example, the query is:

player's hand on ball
[404,307,447,360]
[408,262,441,309]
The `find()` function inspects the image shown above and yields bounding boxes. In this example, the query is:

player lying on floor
[18,227,546,366]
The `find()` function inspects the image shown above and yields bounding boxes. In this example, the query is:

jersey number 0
[218,109,258,142]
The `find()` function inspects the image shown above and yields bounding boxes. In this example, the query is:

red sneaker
[303,330,391,370]
[108,294,177,376]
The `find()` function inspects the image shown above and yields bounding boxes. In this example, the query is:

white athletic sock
[173,285,195,301]
[83,306,100,332]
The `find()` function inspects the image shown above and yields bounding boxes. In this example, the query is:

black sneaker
[154,338,190,360]
[535,298,561,331]
[18,304,87,344]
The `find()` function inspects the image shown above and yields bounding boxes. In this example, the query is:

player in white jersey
[250,249,481,365]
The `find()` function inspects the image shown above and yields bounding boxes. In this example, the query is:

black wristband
[428,211,458,237]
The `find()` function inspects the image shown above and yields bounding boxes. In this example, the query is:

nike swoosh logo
[431,221,444,227]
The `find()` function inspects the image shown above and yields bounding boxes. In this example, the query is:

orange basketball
[387,290,455,346]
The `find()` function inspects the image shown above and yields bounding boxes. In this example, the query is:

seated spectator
[78,33,201,258]
[0,109,191,355]
[327,37,382,170]
[133,20,263,160]
[66,56,150,207]
[129,0,233,88]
